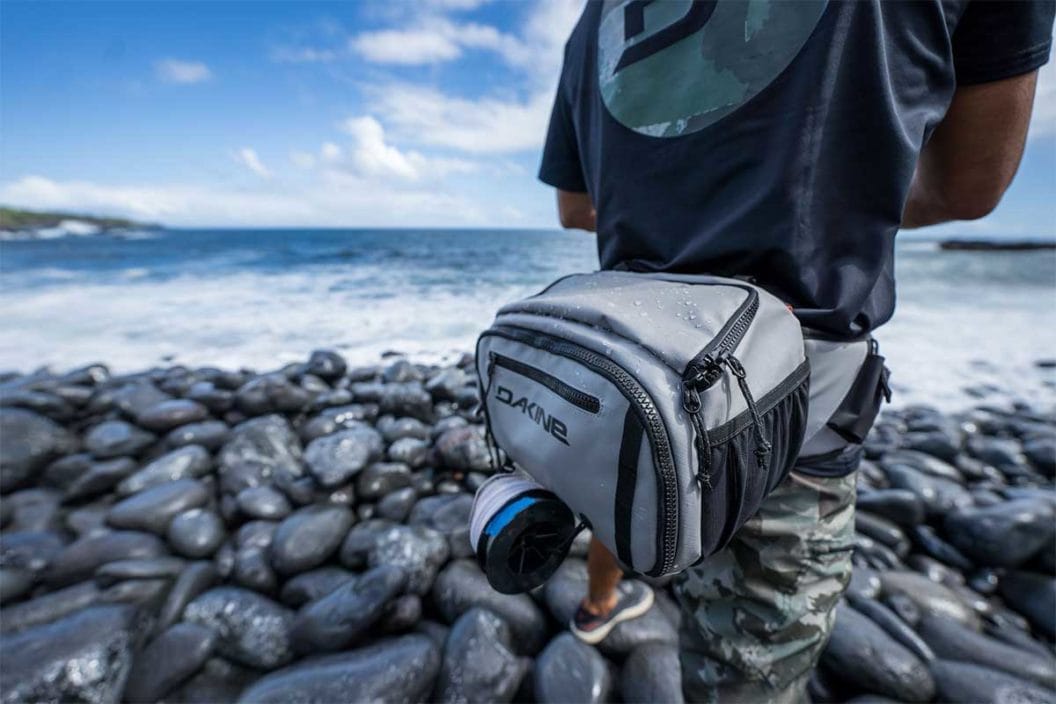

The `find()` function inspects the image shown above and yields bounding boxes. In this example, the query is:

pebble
[929,660,1056,704]
[357,462,414,500]
[435,425,493,472]
[280,566,356,607]
[136,399,209,431]
[84,419,154,459]
[290,564,407,653]
[0,604,138,704]
[123,622,217,703]
[0,409,79,491]
[436,607,529,703]
[236,486,292,520]
[107,479,210,534]
[366,524,449,595]
[943,499,1055,567]
[155,560,216,632]
[879,570,982,630]
[0,581,101,634]
[234,545,278,593]
[304,426,384,488]
[165,420,230,450]
[217,415,304,494]
[94,556,185,586]
[117,445,212,496]
[236,634,440,704]
[621,643,685,704]
[269,504,354,575]
[46,529,166,586]
[998,570,1056,639]
[377,486,418,522]
[167,509,226,558]
[534,633,612,704]
[183,587,294,670]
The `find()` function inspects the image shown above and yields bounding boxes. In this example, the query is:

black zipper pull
[725,355,771,469]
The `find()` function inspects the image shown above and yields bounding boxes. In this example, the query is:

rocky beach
[0,350,1054,704]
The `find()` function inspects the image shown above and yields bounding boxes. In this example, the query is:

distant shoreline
[0,206,160,240]
[939,239,1056,252]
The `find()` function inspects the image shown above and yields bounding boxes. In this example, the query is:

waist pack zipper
[481,325,679,577]
[490,353,601,414]
[681,287,767,485]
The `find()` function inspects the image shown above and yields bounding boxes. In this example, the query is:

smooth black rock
[236,634,440,704]
[124,622,217,703]
[237,520,278,549]
[168,508,226,558]
[366,523,449,595]
[846,566,882,601]
[909,525,975,571]
[4,488,63,532]
[433,559,548,655]
[185,382,234,413]
[270,504,354,575]
[377,416,432,443]
[0,567,33,602]
[856,512,910,557]
[339,518,392,568]
[377,487,418,522]
[235,374,312,416]
[117,445,212,496]
[435,425,492,472]
[930,660,1056,704]
[856,489,926,527]
[234,545,278,593]
[943,499,1055,567]
[217,415,304,494]
[534,633,611,704]
[43,452,93,489]
[1022,436,1056,476]
[94,556,185,586]
[409,492,475,558]
[821,603,935,702]
[0,408,79,491]
[63,457,138,502]
[0,604,138,704]
[902,430,961,463]
[437,607,529,703]
[306,349,347,381]
[107,380,172,417]
[291,564,407,653]
[183,587,294,670]
[156,560,216,632]
[0,529,65,573]
[84,419,154,459]
[999,570,1056,639]
[847,596,934,663]
[163,657,256,704]
[46,529,167,586]
[621,643,684,704]
[304,426,384,488]
[0,581,101,633]
[967,436,1030,474]
[917,613,1055,687]
[879,570,982,630]
[357,462,414,500]
[382,359,423,384]
[137,399,209,431]
[883,449,964,482]
[380,593,422,633]
[425,368,467,403]
[906,554,965,587]
[280,567,356,607]
[108,479,209,534]
[388,437,430,468]
[166,420,230,450]
[236,486,292,520]
[882,463,972,516]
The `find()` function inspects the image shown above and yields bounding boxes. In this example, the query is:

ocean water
[1,228,1053,410]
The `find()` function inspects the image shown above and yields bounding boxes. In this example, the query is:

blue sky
[1,0,1053,235]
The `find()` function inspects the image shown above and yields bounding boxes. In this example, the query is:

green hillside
[0,206,158,231]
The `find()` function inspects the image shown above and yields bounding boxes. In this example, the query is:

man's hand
[902,71,1038,229]
[557,189,597,232]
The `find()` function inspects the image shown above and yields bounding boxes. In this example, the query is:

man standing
[540,0,1053,700]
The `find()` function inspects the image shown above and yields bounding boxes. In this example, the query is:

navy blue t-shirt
[540,0,1054,339]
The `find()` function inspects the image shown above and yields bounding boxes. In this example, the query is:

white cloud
[0,174,491,228]
[1029,55,1056,141]
[351,27,463,65]
[339,116,422,179]
[368,84,553,154]
[271,46,341,64]
[233,148,272,178]
[155,58,212,85]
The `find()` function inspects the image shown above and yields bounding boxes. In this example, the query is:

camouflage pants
[674,448,859,704]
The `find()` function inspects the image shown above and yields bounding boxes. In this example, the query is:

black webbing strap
[615,406,644,567]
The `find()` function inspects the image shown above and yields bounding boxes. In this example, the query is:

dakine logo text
[495,385,569,445]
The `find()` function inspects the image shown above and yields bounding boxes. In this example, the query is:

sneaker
[570,581,654,644]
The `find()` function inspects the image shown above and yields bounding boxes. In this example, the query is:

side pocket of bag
[825,338,891,444]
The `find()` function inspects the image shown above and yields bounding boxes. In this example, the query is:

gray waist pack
[474,271,810,577]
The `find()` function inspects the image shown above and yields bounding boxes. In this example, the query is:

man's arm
[902,70,1039,228]
[557,189,597,232]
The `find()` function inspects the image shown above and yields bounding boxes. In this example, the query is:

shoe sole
[570,587,655,645]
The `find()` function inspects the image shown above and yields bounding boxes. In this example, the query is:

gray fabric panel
[477,334,635,567]
[799,338,871,457]
[630,436,658,571]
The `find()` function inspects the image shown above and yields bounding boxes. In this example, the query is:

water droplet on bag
[633,300,642,307]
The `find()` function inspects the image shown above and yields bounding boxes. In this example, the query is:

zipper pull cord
[480,353,503,472]
[725,356,771,469]
[682,383,712,489]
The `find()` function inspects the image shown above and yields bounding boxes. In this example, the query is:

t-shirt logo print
[598,0,827,137]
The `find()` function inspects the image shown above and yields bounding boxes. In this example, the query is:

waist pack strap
[826,339,892,444]
[614,407,644,567]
